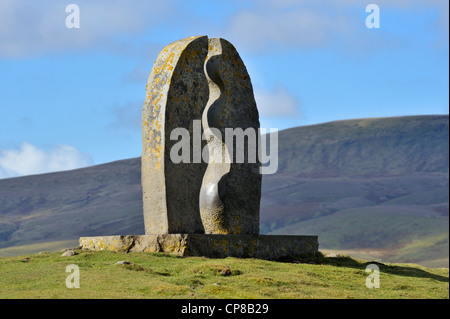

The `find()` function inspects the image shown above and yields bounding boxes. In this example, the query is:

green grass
[0,240,79,257]
[0,249,448,299]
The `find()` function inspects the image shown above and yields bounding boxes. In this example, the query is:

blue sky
[0,0,448,178]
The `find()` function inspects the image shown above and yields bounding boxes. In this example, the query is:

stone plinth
[79,235,319,260]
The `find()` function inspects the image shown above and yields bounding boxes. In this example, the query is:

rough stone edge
[79,234,319,260]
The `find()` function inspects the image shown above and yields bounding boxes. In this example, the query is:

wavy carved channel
[199,43,231,234]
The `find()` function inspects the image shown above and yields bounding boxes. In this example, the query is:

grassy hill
[0,115,448,267]
[0,249,448,299]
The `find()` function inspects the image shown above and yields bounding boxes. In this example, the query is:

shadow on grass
[278,253,449,283]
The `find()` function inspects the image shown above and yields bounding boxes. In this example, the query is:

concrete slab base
[79,234,319,260]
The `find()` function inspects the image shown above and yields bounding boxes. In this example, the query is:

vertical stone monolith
[142,35,209,234]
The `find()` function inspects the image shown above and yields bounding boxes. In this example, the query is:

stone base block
[79,234,319,260]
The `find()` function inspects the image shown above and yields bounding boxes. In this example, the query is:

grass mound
[0,249,447,299]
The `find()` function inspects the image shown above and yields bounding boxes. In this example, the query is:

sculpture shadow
[277,253,449,283]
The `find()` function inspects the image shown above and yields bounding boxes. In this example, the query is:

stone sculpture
[142,36,261,236]
[80,36,318,260]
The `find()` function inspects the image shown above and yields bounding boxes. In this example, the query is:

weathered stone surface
[142,36,261,236]
[80,36,318,261]
[79,235,319,260]
[200,38,261,235]
[142,35,209,235]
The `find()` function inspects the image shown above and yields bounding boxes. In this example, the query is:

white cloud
[0,0,172,57]
[255,84,300,118]
[0,142,93,179]
[1,0,447,58]
[224,0,449,53]
[227,6,349,52]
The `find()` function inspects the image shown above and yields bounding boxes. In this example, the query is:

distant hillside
[276,115,449,176]
[263,115,449,267]
[0,115,448,267]
[0,158,144,247]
